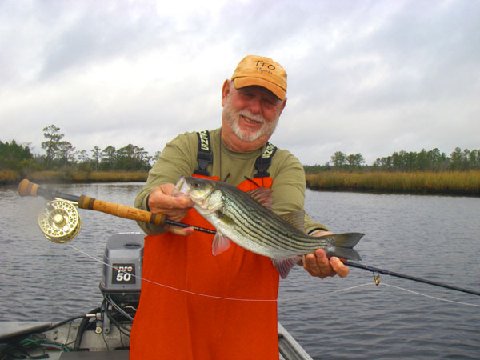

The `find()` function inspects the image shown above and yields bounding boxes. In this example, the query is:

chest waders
[130,131,280,360]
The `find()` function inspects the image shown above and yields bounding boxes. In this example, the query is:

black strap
[194,130,213,176]
[254,142,277,178]
[194,131,277,178]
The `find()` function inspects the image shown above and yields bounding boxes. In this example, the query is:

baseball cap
[231,55,287,100]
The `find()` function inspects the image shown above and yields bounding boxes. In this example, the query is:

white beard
[223,96,279,142]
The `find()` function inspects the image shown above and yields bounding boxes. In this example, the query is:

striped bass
[177,176,363,278]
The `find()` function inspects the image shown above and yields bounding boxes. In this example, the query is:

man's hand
[148,183,194,236]
[301,230,350,278]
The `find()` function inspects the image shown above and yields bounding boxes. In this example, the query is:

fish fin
[328,247,362,261]
[280,210,306,232]
[272,257,300,279]
[321,232,364,261]
[247,187,273,208]
[212,231,231,256]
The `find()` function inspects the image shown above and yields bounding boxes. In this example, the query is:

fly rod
[344,260,480,297]
[18,179,480,297]
[18,178,215,243]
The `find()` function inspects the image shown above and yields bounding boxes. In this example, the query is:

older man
[130,55,349,359]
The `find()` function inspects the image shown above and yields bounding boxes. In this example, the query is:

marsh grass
[306,171,480,196]
[0,170,148,184]
[74,171,148,182]
[0,170,18,184]
[2,169,480,196]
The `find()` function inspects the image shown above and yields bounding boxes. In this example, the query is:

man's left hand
[301,230,350,278]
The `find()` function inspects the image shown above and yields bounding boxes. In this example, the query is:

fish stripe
[221,188,324,254]
[183,177,361,261]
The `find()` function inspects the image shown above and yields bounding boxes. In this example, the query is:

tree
[346,153,365,168]
[101,146,117,169]
[469,150,480,169]
[58,141,75,167]
[153,150,162,162]
[76,149,89,163]
[116,144,151,170]
[330,151,347,167]
[91,146,102,170]
[450,147,464,170]
[41,124,64,168]
[0,140,33,170]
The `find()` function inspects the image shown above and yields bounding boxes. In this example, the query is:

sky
[1,0,479,165]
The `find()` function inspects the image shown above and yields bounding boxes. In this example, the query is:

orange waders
[130,176,279,360]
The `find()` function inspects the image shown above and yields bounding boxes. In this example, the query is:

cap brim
[233,77,286,101]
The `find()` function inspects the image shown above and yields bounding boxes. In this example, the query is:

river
[1,183,479,359]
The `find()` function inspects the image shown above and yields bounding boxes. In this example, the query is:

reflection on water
[1,184,479,359]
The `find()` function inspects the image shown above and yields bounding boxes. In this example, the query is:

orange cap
[231,55,287,100]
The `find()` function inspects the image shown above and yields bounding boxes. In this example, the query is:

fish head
[176,176,217,205]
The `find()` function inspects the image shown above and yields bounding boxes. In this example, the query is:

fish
[176,176,363,278]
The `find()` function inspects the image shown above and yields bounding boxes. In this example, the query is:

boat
[0,233,313,360]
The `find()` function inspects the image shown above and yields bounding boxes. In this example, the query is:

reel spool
[38,199,81,243]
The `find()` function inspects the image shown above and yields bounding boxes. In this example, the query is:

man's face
[222,83,286,143]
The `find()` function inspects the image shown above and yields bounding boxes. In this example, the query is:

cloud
[0,0,479,165]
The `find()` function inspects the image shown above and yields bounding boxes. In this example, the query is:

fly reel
[37,199,81,243]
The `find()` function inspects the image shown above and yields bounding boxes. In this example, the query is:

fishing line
[344,260,480,297]
[379,282,480,307]
[67,244,277,303]
[20,179,480,300]
[280,281,479,307]
[279,282,375,303]
[66,245,479,307]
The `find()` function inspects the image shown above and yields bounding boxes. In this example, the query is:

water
[279,191,480,359]
[1,183,479,359]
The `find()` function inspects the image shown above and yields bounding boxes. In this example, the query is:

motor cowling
[99,233,144,306]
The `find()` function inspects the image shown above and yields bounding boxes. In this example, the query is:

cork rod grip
[78,195,166,226]
[18,179,39,197]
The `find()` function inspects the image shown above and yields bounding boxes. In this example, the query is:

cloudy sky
[1,0,479,165]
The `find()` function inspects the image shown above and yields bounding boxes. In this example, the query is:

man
[130,55,349,359]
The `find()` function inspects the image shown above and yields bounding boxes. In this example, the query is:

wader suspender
[253,142,277,178]
[194,130,213,176]
[194,130,277,178]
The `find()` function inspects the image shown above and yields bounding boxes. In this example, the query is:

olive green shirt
[135,128,327,233]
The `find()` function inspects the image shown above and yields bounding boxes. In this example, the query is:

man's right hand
[148,183,194,235]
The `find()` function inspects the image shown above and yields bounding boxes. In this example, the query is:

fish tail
[325,232,364,261]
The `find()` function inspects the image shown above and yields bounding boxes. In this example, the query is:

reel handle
[78,195,166,226]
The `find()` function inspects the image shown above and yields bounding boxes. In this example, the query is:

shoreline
[306,170,480,197]
[1,169,479,197]
[0,170,148,185]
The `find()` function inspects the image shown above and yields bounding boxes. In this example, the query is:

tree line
[306,148,480,173]
[0,125,157,172]
[1,124,479,173]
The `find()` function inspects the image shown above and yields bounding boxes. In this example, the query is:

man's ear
[278,98,287,115]
[221,79,231,106]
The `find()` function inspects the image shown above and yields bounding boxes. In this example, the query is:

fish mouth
[175,177,215,205]
[174,177,189,195]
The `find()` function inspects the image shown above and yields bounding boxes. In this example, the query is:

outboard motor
[99,233,144,304]
[98,233,144,334]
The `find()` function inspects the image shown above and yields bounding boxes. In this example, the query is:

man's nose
[247,97,262,114]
